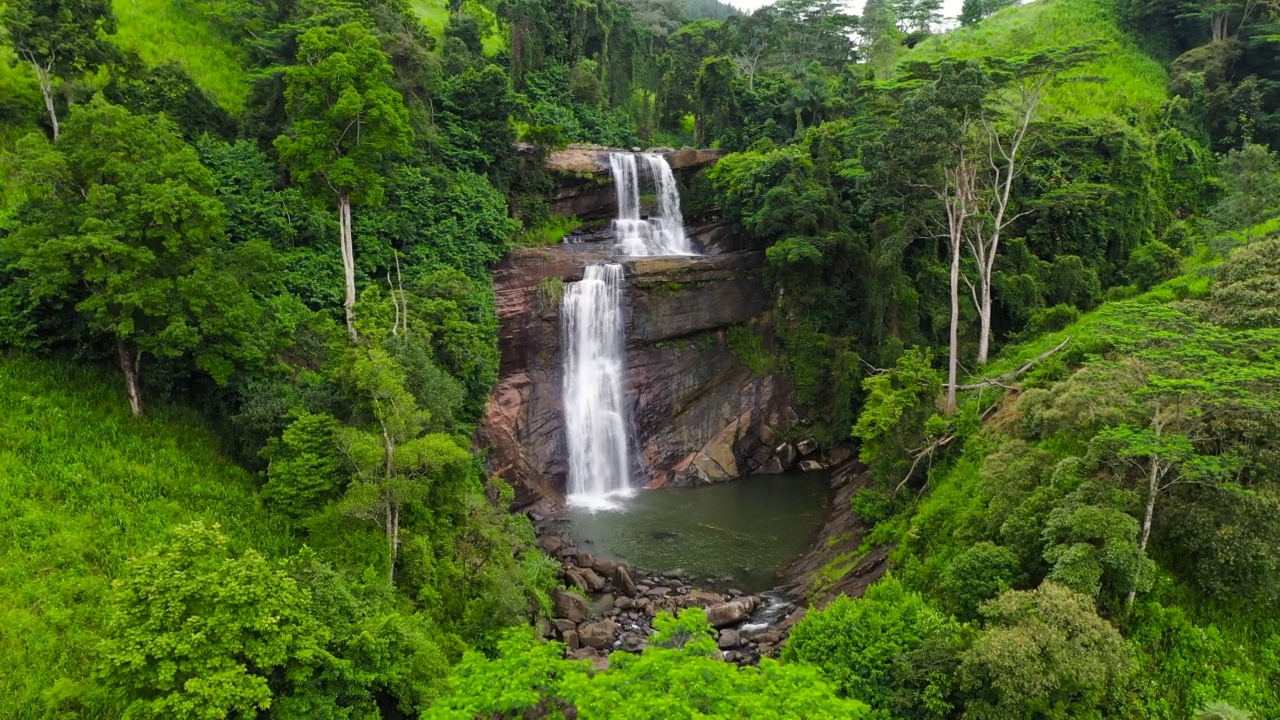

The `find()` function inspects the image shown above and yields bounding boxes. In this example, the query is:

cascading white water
[562,263,634,509]
[609,153,696,256]
[562,153,696,509]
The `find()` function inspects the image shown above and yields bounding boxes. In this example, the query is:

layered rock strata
[477,241,798,509]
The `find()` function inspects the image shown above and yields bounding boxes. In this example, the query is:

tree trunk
[338,190,358,341]
[386,500,399,587]
[1128,407,1163,608]
[30,60,59,141]
[384,429,397,586]
[946,234,961,415]
[1126,455,1160,608]
[976,277,992,364]
[117,339,144,417]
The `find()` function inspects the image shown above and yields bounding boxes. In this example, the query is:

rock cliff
[534,144,727,220]
[477,238,797,509]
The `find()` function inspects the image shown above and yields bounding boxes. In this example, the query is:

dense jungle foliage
[1,0,1279,716]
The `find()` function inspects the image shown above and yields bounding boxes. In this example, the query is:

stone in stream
[687,590,724,606]
[579,619,618,649]
[647,586,671,597]
[538,534,568,555]
[705,596,759,628]
[778,607,807,631]
[620,634,646,652]
[563,567,588,591]
[593,556,621,575]
[662,568,688,579]
[751,630,782,646]
[580,568,607,592]
[553,590,589,622]
[824,444,854,467]
[775,442,797,468]
[799,459,825,472]
[553,619,578,635]
[796,438,817,456]
[574,552,596,569]
[616,596,633,610]
[717,629,743,649]
[758,456,785,475]
[615,566,638,596]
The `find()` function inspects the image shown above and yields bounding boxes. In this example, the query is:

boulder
[574,552,596,569]
[538,534,568,555]
[799,459,825,472]
[758,456,785,475]
[796,438,818,456]
[778,607,807,631]
[717,629,743,650]
[752,630,782,645]
[594,557,621,575]
[616,596,634,610]
[687,590,724,605]
[563,630,580,650]
[615,566,638,596]
[579,619,619,650]
[620,634,647,652]
[705,597,759,628]
[580,568,607,592]
[553,619,578,635]
[824,444,854,466]
[775,442,797,468]
[563,567,588,592]
[553,590,589,622]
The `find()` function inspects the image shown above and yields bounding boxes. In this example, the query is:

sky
[725,0,969,19]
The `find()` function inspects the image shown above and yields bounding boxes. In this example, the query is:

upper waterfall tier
[608,153,696,257]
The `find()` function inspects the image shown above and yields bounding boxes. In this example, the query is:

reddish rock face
[476,235,798,510]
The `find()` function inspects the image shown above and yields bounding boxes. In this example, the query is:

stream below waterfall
[557,471,831,593]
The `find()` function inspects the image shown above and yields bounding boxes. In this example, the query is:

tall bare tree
[965,46,1103,365]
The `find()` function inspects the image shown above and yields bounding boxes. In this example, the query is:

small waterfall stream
[562,152,694,508]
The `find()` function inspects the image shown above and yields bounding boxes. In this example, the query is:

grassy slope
[902,0,1168,120]
[111,0,250,114]
[0,353,294,718]
[409,0,506,56]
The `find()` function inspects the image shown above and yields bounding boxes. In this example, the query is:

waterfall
[562,264,634,509]
[561,153,696,509]
[609,153,695,257]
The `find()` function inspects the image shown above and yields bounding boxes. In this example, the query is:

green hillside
[0,353,293,717]
[111,0,250,114]
[408,0,505,56]
[903,0,1168,119]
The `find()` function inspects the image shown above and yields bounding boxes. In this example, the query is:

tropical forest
[1,0,1279,717]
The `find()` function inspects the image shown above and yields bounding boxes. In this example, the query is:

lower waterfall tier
[478,243,799,509]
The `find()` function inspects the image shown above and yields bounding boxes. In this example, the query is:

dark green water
[559,472,830,593]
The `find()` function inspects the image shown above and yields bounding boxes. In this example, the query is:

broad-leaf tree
[1,0,117,139]
[337,346,472,586]
[276,21,413,341]
[97,522,329,719]
[3,96,272,415]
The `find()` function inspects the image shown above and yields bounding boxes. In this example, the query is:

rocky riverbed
[535,526,806,668]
